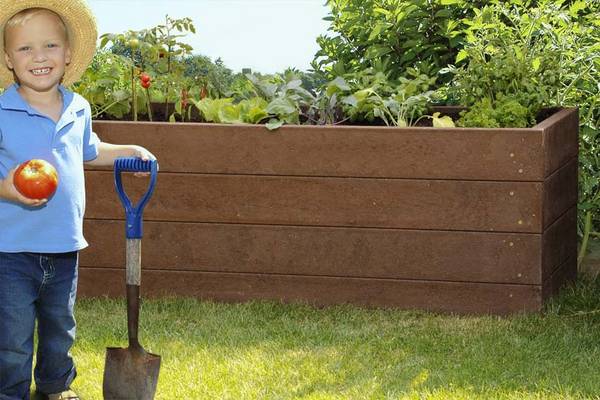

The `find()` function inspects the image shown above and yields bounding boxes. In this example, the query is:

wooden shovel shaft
[127,239,142,286]
[126,239,141,348]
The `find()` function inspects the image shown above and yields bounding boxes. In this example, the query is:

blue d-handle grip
[114,157,158,239]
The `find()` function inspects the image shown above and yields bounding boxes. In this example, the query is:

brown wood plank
[91,120,546,181]
[543,157,578,229]
[542,256,577,303]
[542,206,577,279]
[85,172,543,232]
[81,219,542,284]
[537,108,579,177]
[77,267,542,315]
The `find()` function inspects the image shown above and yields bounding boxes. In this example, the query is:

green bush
[312,0,489,83]
[445,1,594,128]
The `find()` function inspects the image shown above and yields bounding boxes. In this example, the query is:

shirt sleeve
[82,104,100,162]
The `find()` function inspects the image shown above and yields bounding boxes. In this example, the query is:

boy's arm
[85,142,156,167]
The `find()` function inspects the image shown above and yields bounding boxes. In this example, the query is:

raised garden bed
[79,107,578,314]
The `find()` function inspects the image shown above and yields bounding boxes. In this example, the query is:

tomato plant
[99,15,196,121]
[72,50,131,119]
[14,159,59,200]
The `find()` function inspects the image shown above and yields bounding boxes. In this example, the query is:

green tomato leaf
[112,89,129,102]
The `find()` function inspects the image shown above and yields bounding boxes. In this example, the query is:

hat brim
[0,0,97,88]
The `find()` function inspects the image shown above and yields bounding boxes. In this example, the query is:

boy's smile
[3,12,71,94]
[31,67,52,76]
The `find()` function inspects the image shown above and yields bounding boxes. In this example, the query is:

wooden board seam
[85,169,548,183]
[83,217,546,236]
[543,154,578,182]
[77,265,543,288]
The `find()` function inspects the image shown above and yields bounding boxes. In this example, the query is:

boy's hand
[0,168,48,207]
[130,145,158,177]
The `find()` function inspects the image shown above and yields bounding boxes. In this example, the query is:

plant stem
[93,100,121,119]
[559,63,593,105]
[577,211,592,270]
[131,66,137,122]
[164,14,171,119]
[146,88,153,122]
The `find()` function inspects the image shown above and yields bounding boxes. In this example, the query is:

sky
[87,0,332,74]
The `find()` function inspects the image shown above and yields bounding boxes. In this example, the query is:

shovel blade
[103,346,161,400]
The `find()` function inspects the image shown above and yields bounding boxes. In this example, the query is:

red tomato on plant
[140,73,151,83]
[14,159,59,200]
[141,80,151,89]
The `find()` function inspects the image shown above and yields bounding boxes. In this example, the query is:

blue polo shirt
[0,84,100,253]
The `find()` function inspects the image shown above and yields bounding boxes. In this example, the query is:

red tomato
[140,72,151,83]
[141,80,151,89]
[13,159,59,200]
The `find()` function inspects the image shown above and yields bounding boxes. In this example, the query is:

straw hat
[0,0,97,88]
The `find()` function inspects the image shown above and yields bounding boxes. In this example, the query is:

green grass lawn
[66,279,600,400]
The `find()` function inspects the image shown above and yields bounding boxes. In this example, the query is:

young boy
[0,1,155,399]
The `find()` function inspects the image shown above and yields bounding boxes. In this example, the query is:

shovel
[103,157,160,400]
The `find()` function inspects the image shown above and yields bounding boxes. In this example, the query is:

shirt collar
[0,83,81,116]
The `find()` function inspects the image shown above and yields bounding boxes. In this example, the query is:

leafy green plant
[190,97,269,125]
[73,51,131,118]
[301,77,350,126]
[343,68,432,125]
[313,0,488,83]
[335,67,452,127]
[99,15,196,120]
[443,4,566,127]
[183,55,235,99]
[446,0,600,129]
[187,71,451,130]
[244,72,315,129]
[457,95,533,128]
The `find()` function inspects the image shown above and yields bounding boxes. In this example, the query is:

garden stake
[103,157,160,400]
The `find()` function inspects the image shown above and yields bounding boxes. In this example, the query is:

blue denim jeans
[0,252,78,400]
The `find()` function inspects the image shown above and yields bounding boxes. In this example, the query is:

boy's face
[3,12,72,93]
